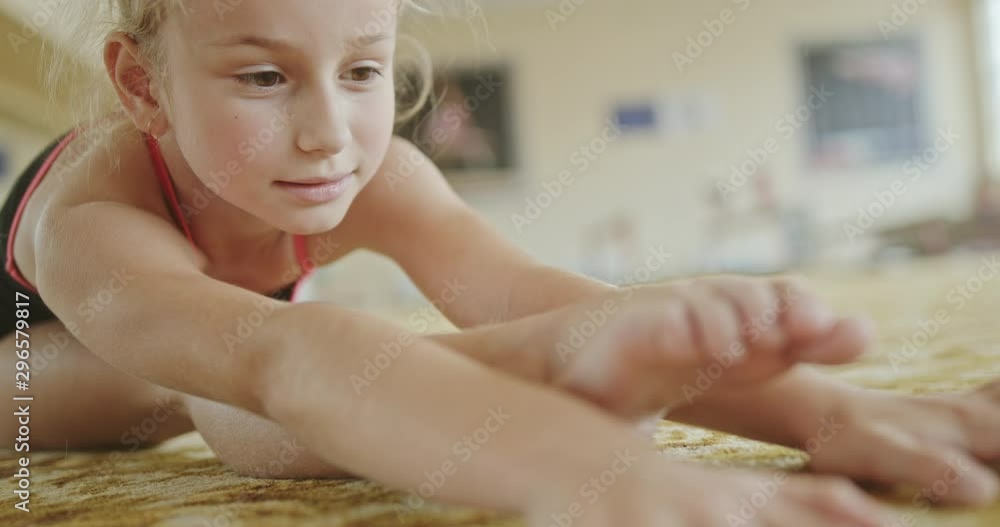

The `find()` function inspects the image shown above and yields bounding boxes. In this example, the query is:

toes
[649,299,698,364]
[673,284,742,363]
[772,276,837,344]
[795,317,873,365]
[706,276,787,356]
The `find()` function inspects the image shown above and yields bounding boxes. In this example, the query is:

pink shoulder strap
[294,234,311,274]
[4,130,80,293]
[146,135,313,277]
[144,134,196,248]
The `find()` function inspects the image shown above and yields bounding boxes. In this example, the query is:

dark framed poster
[395,65,516,178]
[801,37,928,169]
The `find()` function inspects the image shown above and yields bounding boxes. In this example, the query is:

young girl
[3,1,999,525]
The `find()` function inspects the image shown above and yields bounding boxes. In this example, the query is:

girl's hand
[529,455,892,527]
[806,381,1000,506]
[551,276,873,418]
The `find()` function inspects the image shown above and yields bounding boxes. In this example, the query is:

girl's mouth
[274,174,353,203]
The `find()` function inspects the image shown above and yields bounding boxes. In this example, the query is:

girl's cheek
[216,116,279,167]
[359,94,397,143]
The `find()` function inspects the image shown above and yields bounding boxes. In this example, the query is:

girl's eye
[235,71,285,89]
[347,67,383,83]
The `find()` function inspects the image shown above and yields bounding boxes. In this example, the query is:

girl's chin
[279,207,350,235]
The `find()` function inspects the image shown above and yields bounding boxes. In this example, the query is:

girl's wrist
[529,436,663,517]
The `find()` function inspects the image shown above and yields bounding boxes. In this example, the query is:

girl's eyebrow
[208,35,295,51]
[348,32,396,50]
[207,32,395,52]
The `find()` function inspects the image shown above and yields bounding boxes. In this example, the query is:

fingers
[786,476,892,527]
[948,394,1000,461]
[793,317,873,365]
[864,431,1000,506]
[973,383,1000,460]
[935,450,1000,506]
[762,502,841,527]
[986,380,1000,397]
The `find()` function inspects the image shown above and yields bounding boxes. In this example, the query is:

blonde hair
[43,0,484,142]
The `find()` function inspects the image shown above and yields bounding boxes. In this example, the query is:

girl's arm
[259,301,656,513]
[37,201,655,516]
[339,138,620,327]
[340,139,854,444]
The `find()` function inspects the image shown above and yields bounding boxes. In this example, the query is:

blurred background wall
[413,0,984,270]
[1,0,998,308]
[0,1,69,185]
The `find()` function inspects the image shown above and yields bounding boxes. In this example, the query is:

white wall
[318,0,985,304]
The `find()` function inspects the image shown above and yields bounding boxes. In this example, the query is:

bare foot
[431,276,872,420]
[543,276,873,418]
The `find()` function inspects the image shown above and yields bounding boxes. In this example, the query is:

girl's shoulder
[10,125,188,288]
[43,126,170,213]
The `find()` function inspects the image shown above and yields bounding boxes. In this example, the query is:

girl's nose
[295,87,353,156]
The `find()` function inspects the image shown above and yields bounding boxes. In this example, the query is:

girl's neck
[150,132,289,265]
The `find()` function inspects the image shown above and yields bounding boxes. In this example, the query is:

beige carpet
[3,256,1000,526]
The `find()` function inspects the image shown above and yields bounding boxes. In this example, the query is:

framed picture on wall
[800,37,928,169]
[395,65,516,179]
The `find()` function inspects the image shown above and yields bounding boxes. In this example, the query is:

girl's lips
[274,174,353,203]
[280,174,350,185]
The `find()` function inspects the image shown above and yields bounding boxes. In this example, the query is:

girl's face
[158,0,399,234]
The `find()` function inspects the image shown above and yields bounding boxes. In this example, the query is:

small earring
[146,111,161,141]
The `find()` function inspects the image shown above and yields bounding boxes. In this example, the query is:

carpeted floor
[3,255,1000,526]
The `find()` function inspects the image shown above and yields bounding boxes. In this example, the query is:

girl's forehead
[175,0,401,42]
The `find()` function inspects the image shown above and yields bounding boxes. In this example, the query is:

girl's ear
[104,32,166,137]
